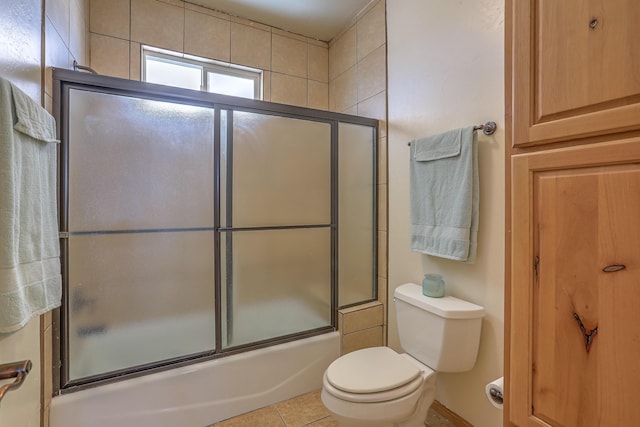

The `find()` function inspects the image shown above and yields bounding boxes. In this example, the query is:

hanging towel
[409,126,479,263]
[0,76,62,333]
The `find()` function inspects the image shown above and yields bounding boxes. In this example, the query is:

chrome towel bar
[0,360,32,404]
[407,121,497,146]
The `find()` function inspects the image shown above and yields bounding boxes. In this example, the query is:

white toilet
[321,283,485,427]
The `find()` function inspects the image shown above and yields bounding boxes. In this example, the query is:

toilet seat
[324,347,426,403]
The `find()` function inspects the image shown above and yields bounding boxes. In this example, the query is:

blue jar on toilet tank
[422,274,445,297]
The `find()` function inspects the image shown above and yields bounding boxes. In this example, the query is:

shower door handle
[0,360,32,404]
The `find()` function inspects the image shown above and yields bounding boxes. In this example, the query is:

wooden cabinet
[510,139,640,426]
[510,0,640,147]
[507,1,640,425]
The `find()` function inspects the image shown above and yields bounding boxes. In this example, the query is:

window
[142,47,262,99]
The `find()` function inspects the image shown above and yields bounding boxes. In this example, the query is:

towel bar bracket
[475,121,497,135]
[0,360,32,404]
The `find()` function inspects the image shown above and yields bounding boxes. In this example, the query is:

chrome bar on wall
[0,360,32,404]
[407,121,498,146]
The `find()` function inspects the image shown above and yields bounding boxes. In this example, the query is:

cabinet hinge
[534,255,540,284]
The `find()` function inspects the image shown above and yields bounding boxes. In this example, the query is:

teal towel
[0,76,62,333]
[409,126,479,263]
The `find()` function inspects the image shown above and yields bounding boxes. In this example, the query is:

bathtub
[50,331,340,427]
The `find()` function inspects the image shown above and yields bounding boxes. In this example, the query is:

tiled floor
[209,390,455,427]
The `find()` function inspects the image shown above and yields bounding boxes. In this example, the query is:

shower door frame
[52,69,378,393]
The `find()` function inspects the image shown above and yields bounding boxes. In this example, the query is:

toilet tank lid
[394,283,485,319]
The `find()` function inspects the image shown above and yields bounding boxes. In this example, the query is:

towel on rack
[409,126,479,263]
[0,76,62,333]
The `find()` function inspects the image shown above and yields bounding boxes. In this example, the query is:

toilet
[321,283,485,427]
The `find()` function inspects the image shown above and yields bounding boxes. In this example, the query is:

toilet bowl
[321,347,436,427]
[321,283,485,427]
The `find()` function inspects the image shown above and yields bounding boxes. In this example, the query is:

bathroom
[0,0,504,426]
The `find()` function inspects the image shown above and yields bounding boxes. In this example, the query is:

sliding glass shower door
[65,89,216,381]
[220,111,333,347]
[55,69,377,389]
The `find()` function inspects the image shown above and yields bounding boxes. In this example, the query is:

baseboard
[431,400,474,427]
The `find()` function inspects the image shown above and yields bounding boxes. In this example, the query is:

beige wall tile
[272,34,307,78]
[342,303,383,334]
[157,0,183,7]
[130,41,141,80]
[342,105,358,115]
[131,0,184,52]
[230,22,271,70]
[357,0,386,62]
[307,37,328,48]
[308,80,328,110]
[308,44,328,83]
[271,73,307,107]
[378,136,387,184]
[185,2,229,20]
[184,10,230,62]
[70,0,88,63]
[262,70,271,101]
[378,184,387,231]
[272,27,307,43]
[378,230,387,278]
[46,0,70,46]
[229,15,271,32]
[90,0,129,39]
[342,326,383,354]
[357,44,386,102]
[357,90,386,121]
[331,66,357,113]
[378,276,388,325]
[329,24,356,80]
[90,33,130,78]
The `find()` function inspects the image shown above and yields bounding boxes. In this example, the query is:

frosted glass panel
[338,123,375,306]
[68,89,215,231]
[67,231,215,380]
[221,228,332,348]
[226,111,331,227]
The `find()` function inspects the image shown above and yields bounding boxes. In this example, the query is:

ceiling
[188,0,374,41]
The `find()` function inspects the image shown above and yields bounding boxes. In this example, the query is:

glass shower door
[220,111,333,348]
[65,89,216,381]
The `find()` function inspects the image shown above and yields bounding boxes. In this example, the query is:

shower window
[143,47,262,99]
[53,69,377,391]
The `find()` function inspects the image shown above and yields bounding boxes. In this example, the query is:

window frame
[142,46,263,100]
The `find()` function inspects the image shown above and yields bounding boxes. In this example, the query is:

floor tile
[274,390,331,427]
[304,416,339,426]
[214,406,285,427]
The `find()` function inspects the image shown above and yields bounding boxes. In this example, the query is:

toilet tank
[394,283,485,372]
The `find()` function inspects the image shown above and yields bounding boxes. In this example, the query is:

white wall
[386,1,504,426]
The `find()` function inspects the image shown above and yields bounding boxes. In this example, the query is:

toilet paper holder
[489,386,503,405]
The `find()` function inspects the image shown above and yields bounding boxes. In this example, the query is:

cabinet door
[510,1,640,147]
[510,137,640,426]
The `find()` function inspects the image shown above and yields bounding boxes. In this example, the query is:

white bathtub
[50,331,340,427]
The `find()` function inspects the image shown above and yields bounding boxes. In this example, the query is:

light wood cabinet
[510,0,640,147]
[510,138,640,426]
[507,1,640,424]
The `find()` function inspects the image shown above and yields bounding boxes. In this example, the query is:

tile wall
[330,0,389,353]
[89,0,329,109]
